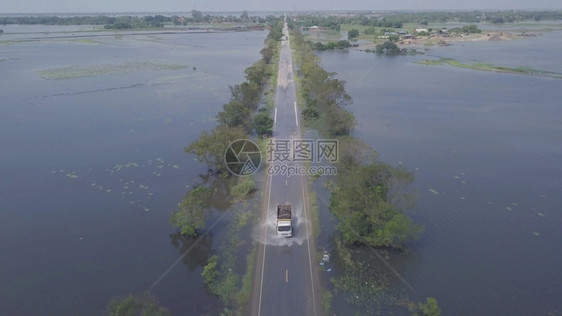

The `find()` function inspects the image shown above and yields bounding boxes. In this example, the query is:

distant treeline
[294,10,562,30]
[0,11,279,29]
[0,15,168,27]
[176,10,277,25]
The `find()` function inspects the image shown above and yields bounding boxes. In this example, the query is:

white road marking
[274,107,277,124]
[294,101,298,127]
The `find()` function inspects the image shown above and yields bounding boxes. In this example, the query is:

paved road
[251,21,321,316]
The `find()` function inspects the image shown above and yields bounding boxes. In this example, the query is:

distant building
[309,26,324,31]
[414,28,429,33]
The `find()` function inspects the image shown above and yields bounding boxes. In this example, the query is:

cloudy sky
[1,0,561,13]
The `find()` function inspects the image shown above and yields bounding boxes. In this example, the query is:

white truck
[276,204,292,237]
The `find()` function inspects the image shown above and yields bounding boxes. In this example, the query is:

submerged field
[417,58,562,78]
[36,61,187,79]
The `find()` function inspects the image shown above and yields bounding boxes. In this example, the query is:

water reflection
[196,173,233,211]
[169,232,215,271]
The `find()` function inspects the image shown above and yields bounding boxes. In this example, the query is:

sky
[1,0,562,14]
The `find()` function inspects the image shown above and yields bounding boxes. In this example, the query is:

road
[251,21,322,316]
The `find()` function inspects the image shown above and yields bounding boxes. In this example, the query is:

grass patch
[417,57,562,78]
[36,61,187,80]
[307,190,321,240]
[304,29,343,42]
[266,41,281,110]
[230,178,257,202]
[236,244,257,314]
[423,39,437,47]
[321,287,333,314]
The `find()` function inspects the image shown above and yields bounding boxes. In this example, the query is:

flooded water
[0,28,268,315]
[316,31,562,314]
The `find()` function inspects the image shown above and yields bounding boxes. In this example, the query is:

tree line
[0,15,168,28]
[291,26,422,250]
[293,10,562,30]
[166,18,284,315]
[174,10,278,25]
[0,12,280,29]
[170,18,283,237]
[291,28,354,136]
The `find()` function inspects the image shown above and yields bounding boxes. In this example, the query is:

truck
[276,204,292,237]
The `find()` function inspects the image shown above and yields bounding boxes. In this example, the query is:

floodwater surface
[316,31,562,314]
[0,28,268,315]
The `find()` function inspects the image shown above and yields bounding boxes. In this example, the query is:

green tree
[253,111,273,136]
[326,41,337,49]
[240,10,249,21]
[268,28,283,41]
[330,157,422,248]
[244,60,269,87]
[313,42,326,50]
[106,293,170,316]
[260,46,274,64]
[462,24,481,33]
[364,26,376,35]
[450,24,481,34]
[419,297,441,316]
[347,28,359,40]
[302,106,320,121]
[202,255,219,287]
[191,9,203,22]
[320,78,352,108]
[326,105,355,136]
[337,40,351,49]
[185,126,247,172]
[376,41,401,55]
[216,100,252,131]
[228,82,260,111]
[169,186,210,236]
